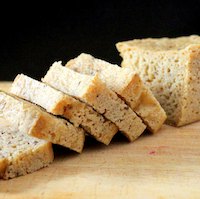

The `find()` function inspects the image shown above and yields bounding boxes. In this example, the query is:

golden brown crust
[0,158,8,179]
[120,74,166,133]
[30,113,85,153]
[135,87,167,132]
[41,142,54,162]
[51,96,75,116]
[119,73,143,109]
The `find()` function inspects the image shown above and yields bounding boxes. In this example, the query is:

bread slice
[66,53,167,133]
[10,74,118,145]
[42,62,146,142]
[116,35,200,126]
[0,91,85,153]
[0,117,54,179]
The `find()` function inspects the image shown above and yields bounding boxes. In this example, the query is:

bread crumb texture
[66,53,167,133]
[11,74,118,145]
[43,62,146,142]
[0,117,54,179]
[116,35,200,126]
[0,91,85,153]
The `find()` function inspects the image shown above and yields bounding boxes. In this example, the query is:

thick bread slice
[116,35,200,126]
[42,62,146,142]
[0,117,54,179]
[11,74,118,145]
[66,53,167,133]
[0,91,85,153]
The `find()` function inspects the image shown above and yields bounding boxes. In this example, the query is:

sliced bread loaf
[0,91,85,153]
[66,53,167,133]
[10,74,118,145]
[42,62,146,142]
[116,35,200,126]
[0,117,54,179]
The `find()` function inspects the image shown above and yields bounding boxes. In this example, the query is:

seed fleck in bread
[0,117,54,179]
[66,53,166,133]
[11,74,118,145]
[43,62,146,142]
[116,35,200,126]
[0,91,85,153]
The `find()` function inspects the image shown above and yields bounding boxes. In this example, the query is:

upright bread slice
[116,35,200,126]
[11,74,118,145]
[43,62,146,142]
[0,91,85,153]
[0,117,54,179]
[66,53,167,133]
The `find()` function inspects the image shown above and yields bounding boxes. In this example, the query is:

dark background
[1,1,200,81]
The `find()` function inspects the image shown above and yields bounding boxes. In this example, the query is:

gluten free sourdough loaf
[0,117,54,179]
[11,74,118,145]
[43,62,146,142]
[116,35,200,126]
[66,53,166,133]
[0,91,85,153]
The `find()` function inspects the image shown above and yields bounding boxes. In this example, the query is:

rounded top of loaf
[116,35,200,52]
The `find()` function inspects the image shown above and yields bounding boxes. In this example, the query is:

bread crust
[43,63,146,142]
[0,91,85,153]
[0,158,8,178]
[66,53,166,133]
[11,74,118,145]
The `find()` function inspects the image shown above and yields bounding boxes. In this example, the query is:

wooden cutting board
[1,82,200,199]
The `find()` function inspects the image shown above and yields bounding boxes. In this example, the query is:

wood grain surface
[1,82,200,199]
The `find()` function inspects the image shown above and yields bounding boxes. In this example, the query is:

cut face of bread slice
[42,62,146,142]
[66,53,167,133]
[0,117,54,179]
[10,74,118,145]
[116,35,200,126]
[0,91,85,153]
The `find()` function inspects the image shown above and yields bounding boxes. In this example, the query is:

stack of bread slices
[0,53,166,179]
